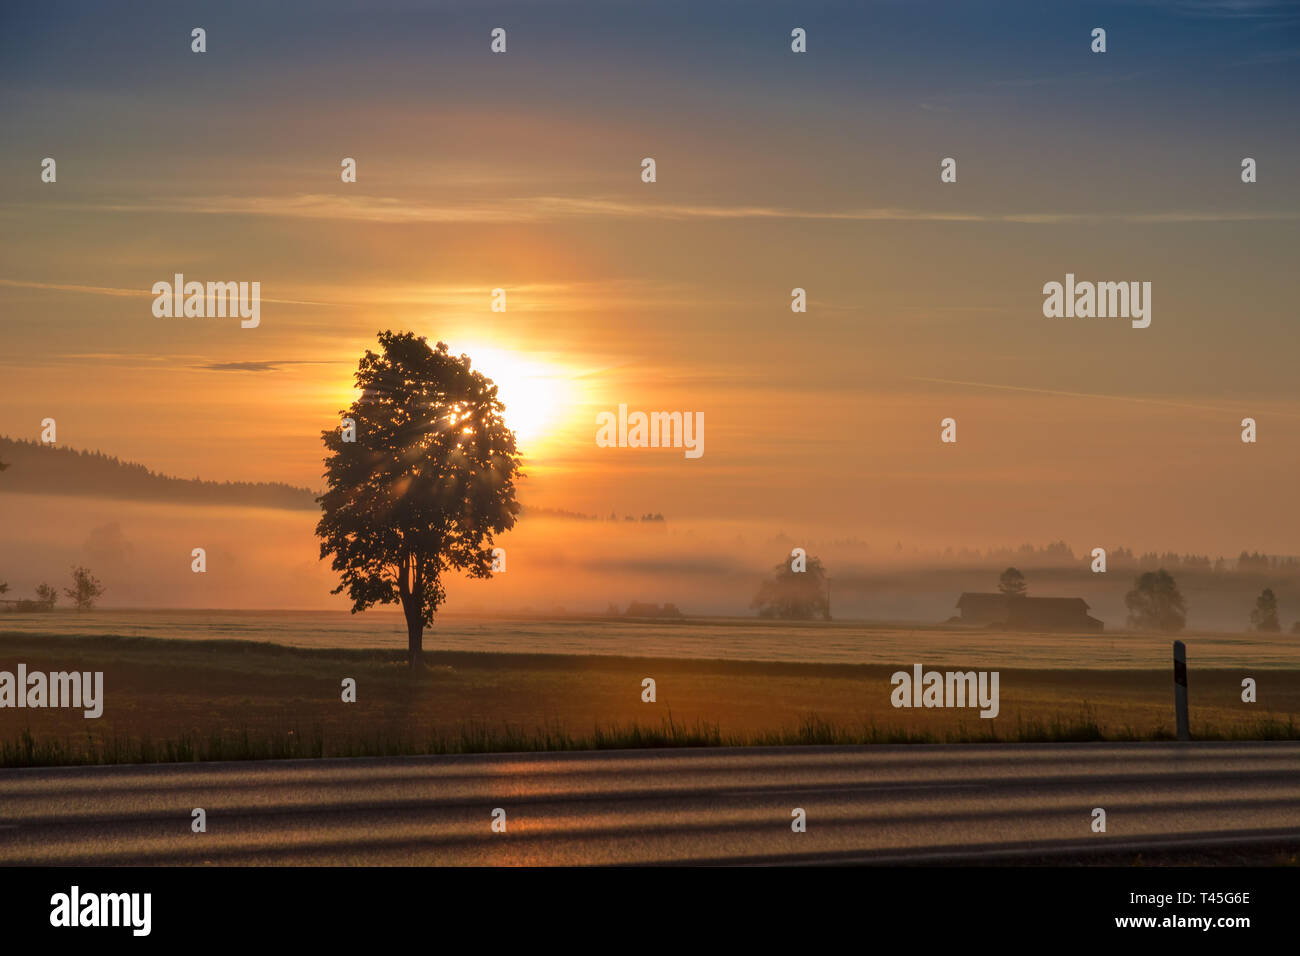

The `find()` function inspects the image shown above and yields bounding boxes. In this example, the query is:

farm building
[955,593,1104,632]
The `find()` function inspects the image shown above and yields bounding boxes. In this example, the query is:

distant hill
[0,436,317,510]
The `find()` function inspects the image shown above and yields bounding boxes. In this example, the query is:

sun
[452,344,574,451]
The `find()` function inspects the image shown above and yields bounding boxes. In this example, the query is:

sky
[2,0,1299,570]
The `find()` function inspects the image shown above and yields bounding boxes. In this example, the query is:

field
[1,631,1296,766]
[5,608,1300,666]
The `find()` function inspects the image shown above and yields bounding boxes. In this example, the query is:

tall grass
[2,712,1295,768]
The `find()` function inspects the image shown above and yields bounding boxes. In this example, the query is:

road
[1,742,1297,865]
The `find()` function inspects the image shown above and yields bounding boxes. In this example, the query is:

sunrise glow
[451,344,578,452]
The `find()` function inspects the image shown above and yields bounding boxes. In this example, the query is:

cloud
[25,195,1300,227]
[910,377,1300,418]
[1159,0,1300,20]
[0,278,330,307]
[0,274,710,313]
[0,279,144,299]
[195,360,336,373]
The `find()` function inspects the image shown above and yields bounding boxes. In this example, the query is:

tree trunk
[405,608,423,669]
[398,550,423,670]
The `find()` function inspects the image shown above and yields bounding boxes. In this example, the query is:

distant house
[954,593,1011,626]
[955,593,1103,632]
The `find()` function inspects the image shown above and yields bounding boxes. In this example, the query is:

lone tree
[1249,588,1281,632]
[998,567,1027,597]
[1125,569,1186,632]
[316,332,522,668]
[64,566,105,611]
[751,554,831,620]
[35,583,57,608]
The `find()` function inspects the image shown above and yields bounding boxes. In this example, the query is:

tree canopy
[316,332,522,666]
[998,567,1027,597]
[64,566,105,611]
[751,554,831,620]
[1124,569,1186,632]
[1250,588,1280,632]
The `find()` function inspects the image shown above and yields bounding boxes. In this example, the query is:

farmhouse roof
[956,592,1090,610]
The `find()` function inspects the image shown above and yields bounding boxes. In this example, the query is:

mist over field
[4,488,1299,634]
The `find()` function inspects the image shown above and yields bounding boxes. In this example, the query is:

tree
[751,555,831,620]
[316,332,522,668]
[35,583,57,608]
[1249,588,1280,632]
[64,566,105,611]
[998,567,1027,597]
[1124,569,1186,632]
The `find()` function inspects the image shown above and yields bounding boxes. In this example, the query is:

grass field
[0,632,1296,766]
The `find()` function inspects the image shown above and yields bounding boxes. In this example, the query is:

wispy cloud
[0,278,330,307]
[1158,0,1300,20]
[0,275,716,313]
[911,376,1300,418]
[26,194,1300,226]
[0,351,346,372]
[195,360,338,373]
[0,279,144,299]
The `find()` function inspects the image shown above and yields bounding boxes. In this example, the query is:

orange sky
[3,0,1299,559]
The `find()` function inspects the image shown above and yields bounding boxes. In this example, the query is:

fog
[2,493,1296,632]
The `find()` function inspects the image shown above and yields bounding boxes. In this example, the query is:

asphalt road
[1,742,1297,865]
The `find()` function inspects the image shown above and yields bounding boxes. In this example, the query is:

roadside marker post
[1173,640,1190,742]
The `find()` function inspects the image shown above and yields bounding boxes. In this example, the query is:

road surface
[1,742,1297,865]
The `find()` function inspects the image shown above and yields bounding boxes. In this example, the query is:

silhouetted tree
[751,555,830,620]
[316,332,522,668]
[35,583,57,608]
[998,567,1027,597]
[1125,569,1186,632]
[64,566,105,611]
[1249,588,1281,632]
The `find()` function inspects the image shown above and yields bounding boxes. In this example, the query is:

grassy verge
[1,632,1296,767]
[3,711,1298,768]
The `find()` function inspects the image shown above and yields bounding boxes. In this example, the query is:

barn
[955,593,1104,632]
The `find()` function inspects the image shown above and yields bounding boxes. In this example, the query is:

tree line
[0,437,317,510]
[1001,565,1294,634]
[747,556,1299,633]
[1,455,107,611]
[0,566,105,612]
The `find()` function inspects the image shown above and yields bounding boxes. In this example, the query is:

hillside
[0,436,317,510]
